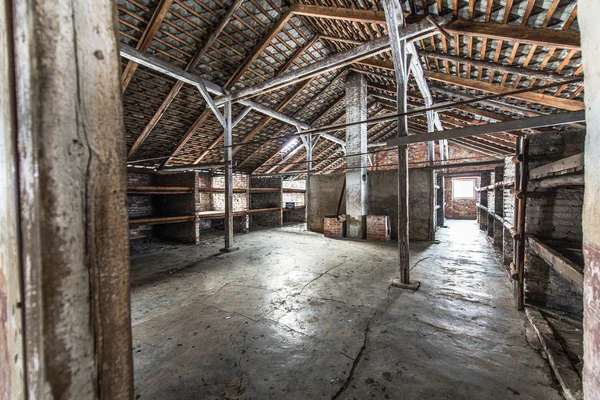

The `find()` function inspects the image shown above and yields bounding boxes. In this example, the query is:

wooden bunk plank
[129,215,195,225]
[127,185,192,191]
[528,236,584,288]
[247,207,281,214]
[529,153,584,180]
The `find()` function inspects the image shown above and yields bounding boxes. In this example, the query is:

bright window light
[453,179,475,199]
[281,138,298,153]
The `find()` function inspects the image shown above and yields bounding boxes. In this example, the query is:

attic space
[2,0,600,399]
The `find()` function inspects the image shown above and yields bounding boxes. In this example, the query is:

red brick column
[366,215,391,242]
[324,217,345,237]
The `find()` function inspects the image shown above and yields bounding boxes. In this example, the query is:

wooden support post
[515,137,529,310]
[223,100,234,251]
[303,134,313,223]
[383,0,417,289]
[10,0,133,397]
[479,173,491,231]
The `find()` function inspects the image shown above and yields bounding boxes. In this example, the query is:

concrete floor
[130,220,563,399]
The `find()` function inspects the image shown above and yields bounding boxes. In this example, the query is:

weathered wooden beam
[216,16,446,104]
[223,7,294,88]
[13,0,133,397]
[425,71,585,111]
[529,152,584,180]
[444,20,581,50]
[292,4,387,24]
[227,39,320,160]
[138,0,244,162]
[431,85,543,118]
[529,174,584,190]
[383,0,413,288]
[121,0,173,91]
[528,236,584,288]
[119,45,309,130]
[387,111,585,146]
[421,50,583,84]
[223,101,234,250]
[298,5,580,49]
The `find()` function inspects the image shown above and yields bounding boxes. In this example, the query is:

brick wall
[211,174,249,212]
[444,177,479,219]
[127,195,153,218]
[282,179,305,206]
[250,176,282,229]
[524,129,585,314]
[366,215,391,242]
[127,172,156,240]
[502,158,516,268]
[127,172,155,186]
[324,217,344,237]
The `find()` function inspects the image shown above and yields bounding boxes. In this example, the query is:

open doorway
[444,176,479,221]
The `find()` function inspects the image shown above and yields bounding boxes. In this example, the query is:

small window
[452,179,475,199]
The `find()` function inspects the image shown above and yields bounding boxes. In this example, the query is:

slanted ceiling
[118,0,583,175]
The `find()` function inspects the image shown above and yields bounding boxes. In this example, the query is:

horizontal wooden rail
[529,153,584,180]
[129,215,195,225]
[528,236,583,288]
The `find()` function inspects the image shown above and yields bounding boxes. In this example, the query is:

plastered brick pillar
[345,73,368,238]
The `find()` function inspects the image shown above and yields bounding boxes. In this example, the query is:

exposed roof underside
[118,0,583,175]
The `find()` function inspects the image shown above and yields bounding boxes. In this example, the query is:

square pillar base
[346,214,366,239]
[392,278,421,291]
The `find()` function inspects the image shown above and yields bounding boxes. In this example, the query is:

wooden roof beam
[127,0,245,160]
[288,5,581,50]
[216,16,446,104]
[121,0,173,92]
[425,71,585,111]
[420,50,583,84]
[386,111,585,147]
[119,45,309,129]
[223,7,295,89]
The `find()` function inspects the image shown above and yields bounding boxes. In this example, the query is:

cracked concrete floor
[130,220,563,399]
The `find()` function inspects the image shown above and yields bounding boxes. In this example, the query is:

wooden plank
[127,185,192,191]
[129,215,195,225]
[197,187,247,193]
[530,174,584,190]
[294,5,580,49]
[247,207,282,213]
[424,71,585,111]
[529,153,584,180]
[386,111,586,146]
[444,19,581,50]
[525,308,584,400]
[249,187,281,192]
[292,4,386,24]
[121,0,173,91]
[421,50,582,84]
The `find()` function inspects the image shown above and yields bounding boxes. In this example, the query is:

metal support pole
[223,100,234,251]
